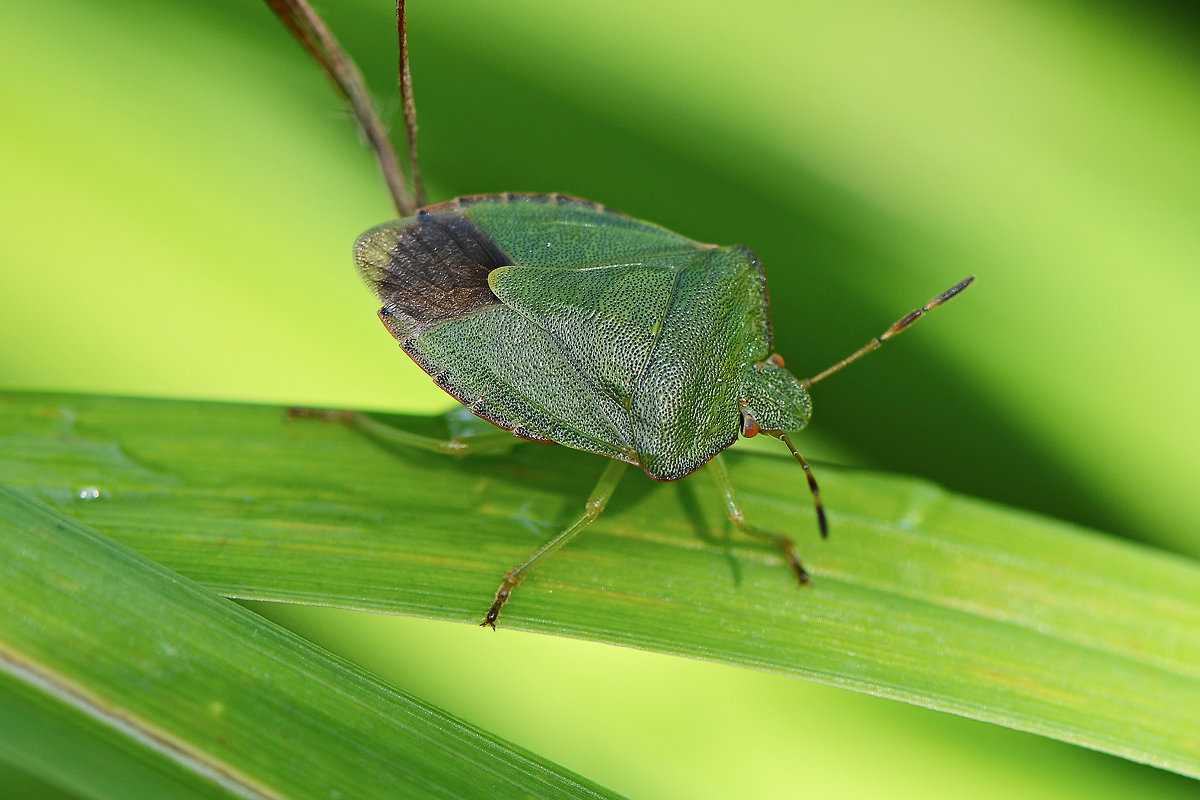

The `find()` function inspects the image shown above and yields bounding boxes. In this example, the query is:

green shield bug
[267,0,973,628]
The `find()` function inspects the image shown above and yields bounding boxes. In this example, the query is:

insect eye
[739,404,761,438]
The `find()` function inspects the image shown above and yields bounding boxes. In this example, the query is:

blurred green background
[2,0,1198,797]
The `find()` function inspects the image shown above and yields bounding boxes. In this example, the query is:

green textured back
[631,245,772,479]
[459,194,699,268]
[355,193,793,480]
[490,260,677,406]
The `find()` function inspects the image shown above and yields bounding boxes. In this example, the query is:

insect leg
[708,454,811,585]
[287,407,516,456]
[397,0,426,207]
[482,459,628,629]
[351,409,517,456]
[263,0,417,215]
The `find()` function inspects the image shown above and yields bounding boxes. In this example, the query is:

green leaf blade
[0,481,621,799]
[1,391,1198,778]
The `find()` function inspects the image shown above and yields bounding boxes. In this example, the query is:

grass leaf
[2,391,1198,778]
[0,481,620,799]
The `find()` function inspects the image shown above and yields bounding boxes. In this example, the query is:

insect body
[267,0,972,627]
[356,193,811,482]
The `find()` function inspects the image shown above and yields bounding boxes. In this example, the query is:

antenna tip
[936,275,975,305]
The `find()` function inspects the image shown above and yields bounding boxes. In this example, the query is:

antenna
[264,0,423,216]
[780,433,827,539]
[397,1,427,208]
[802,276,975,388]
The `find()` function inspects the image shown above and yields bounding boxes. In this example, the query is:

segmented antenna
[783,276,973,538]
[780,433,828,539]
[264,0,422,216]
[802,276,975,388]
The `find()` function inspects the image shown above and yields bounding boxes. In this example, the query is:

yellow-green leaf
[0,481,620,799]
[2,391,1197,778]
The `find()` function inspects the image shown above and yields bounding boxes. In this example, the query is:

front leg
[708,453,811,585]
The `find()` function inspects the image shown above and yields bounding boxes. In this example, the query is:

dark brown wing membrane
[356,207,559,442]
[357,210,508,332]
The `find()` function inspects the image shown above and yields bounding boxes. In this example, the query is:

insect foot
[481,579,517,631]
[776,539,811,585]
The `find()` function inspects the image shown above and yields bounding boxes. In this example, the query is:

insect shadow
[269,0,972,628]
[672,477,748,587]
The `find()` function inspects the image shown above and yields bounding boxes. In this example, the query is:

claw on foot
[779,541,811,585]
[480,584,512,630]
[480,604,500,630]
